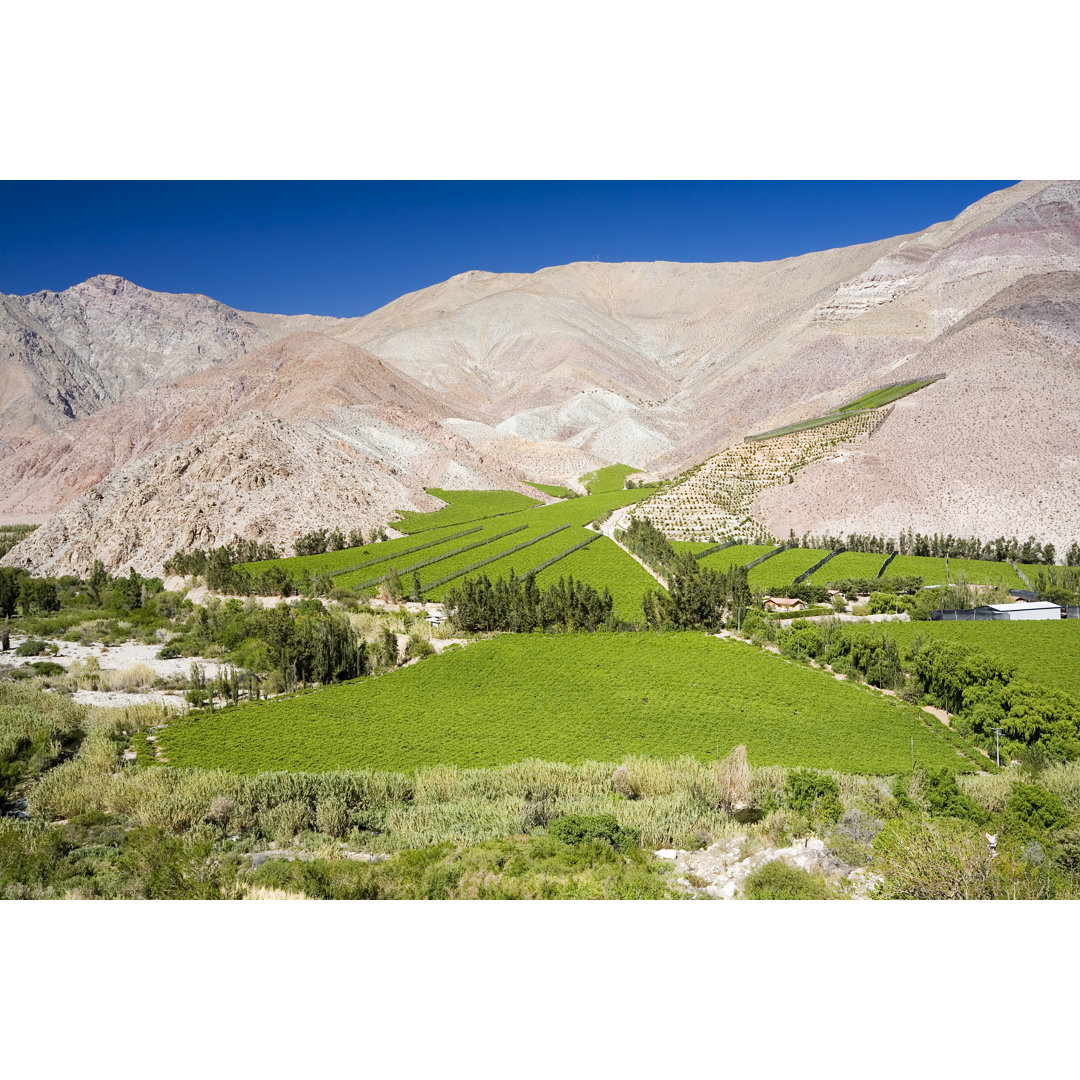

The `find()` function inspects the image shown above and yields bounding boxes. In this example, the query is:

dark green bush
[14,639,47,656]
[784,769,843,824]
[547,813,639,854]
[742,860,832,899]
[924,769,988,825]
[1005,783,1069,836]
[28,661,65,676]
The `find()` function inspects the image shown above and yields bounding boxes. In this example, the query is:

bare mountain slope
[303,180,1065,470]
[753,273,1080,552]
[0,275,277,451]
[3,416,452,577]
[0,274,360,455]
[5,180,1080,573]
[0,332,544,575]
[0,331,454,521]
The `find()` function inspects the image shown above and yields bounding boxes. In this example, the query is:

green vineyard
[159,633,983,776]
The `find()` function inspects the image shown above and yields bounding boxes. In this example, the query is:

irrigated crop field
[241,488,655,608]
[242,524,475,580]
[698,544,775,572]
[822,551,894,581]
[669,540,724,558]
[840,620,1080,700]
[580,464,639,494]
[748,548,832,587]
[835,378,940,413]
[526,482,575,499]
[392,489,542,534]
[885,555,1023,588]
[158,634,982,775]
[532,537,660,621]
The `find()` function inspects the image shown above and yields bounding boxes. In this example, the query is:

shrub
[259,799,313,844]
[205,796,235,834]
[522,790,555,831]
[29,661,65,676]
[404,634,434,662]
[957,771,1014,814]
[833,808,884,844]
[742,860,832,899]
[1005,783,1069,836]
[924,769,989,825]
[14,639,47,657]
[1038,761,1080,813]
[825,831,873,867]
[784,769,843,824]
[547,813,639,854]
[873,817,992,899]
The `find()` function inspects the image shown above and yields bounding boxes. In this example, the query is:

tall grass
[68,660,159,692]
[957,771,1016,813]
[1040,762,1080,813]
[28,717,882,853]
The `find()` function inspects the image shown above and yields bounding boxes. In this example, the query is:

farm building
[764,597,807,612]
[933,601,1062,621]
[979,602,1062,620]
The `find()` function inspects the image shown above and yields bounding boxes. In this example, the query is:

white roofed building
[980,601,1062,620]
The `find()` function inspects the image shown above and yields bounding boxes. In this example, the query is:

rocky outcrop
[0,275,271,451]
[2,415,453,577]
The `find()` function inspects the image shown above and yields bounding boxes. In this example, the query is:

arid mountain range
[4,179,1080,575]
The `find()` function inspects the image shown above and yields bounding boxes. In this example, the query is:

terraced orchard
[630,408,890,542]
[159,633,983,775]
[242,487,660,619]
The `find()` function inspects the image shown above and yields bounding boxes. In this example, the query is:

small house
[1009,590,1038,603]
[764,597,807,613]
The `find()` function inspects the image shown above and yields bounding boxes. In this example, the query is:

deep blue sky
[0,181,1014,317]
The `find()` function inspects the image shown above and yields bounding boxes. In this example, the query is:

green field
[840,619,1080,701]
[344,526,533,591]
[746,379,940,441]
[241,524,474,580]
[526,482,575,499]
[580,464,639,494]
[885,555,1022,589]
[836,379,940,413]
[159,633,982,775]
[698,544,775,572]
[392,489,542,534]
[822,551,894,582]
[669,540,725,558]
[420,525,573,599]
[748,548,832,587]
[242,487,651,591]
[532,536,661,621]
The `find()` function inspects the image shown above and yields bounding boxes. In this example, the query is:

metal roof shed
[981,601,1062,620]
